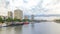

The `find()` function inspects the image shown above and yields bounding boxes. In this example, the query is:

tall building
[8,11,13,18]
[14,9,23,20]
[24,16,28,19]
[31,15,34,21]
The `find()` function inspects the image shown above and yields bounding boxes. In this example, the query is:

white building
[8,11,13,18]
[14,9,23,20]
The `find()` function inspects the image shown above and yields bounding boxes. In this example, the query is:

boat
[8,22,24,26]
[23,21,29,24]
[2,23,7,27]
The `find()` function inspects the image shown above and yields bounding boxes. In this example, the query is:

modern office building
[8,11,13,18]
[14,9,23,20]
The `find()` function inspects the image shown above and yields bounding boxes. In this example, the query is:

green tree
[22,19,30,22]
[13,18,22,22]
[6,17,13,22]
[0,16,3,23]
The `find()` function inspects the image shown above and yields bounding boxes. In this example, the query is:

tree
[13,18,22,22]
[0,16,3,23]
[6,17,13,22]
[22,19,30,22]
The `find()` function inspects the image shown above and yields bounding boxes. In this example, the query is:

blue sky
[0,0,60,16]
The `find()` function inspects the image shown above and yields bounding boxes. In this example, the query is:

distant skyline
[0,0,60,16]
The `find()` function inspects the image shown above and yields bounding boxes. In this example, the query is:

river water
[0,22,60,34]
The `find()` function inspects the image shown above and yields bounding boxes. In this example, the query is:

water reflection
[31,24,35,34]
[14,26,22,34]
[0,22,60,34]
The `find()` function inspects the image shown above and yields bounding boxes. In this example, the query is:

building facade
[14,9,23,20]
[8,11,13,18]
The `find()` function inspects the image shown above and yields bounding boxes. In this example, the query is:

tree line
[0,16,31,23]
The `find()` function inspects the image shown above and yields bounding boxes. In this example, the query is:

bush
[6,17,13,22]
[22,19,31,22]
[13,18,22,22]
[0,16,3,23]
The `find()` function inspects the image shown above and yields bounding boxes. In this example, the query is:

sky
[0,0,60,16]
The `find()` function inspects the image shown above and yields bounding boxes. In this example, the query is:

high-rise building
[24,16,28,19]
[31,15,34,21]
[8,11,13,18]
[14,9,23,20]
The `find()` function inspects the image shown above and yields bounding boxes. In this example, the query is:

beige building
[14,9,23,20]
[8,11,13,18]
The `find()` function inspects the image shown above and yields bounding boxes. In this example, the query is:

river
[0,22,60,34]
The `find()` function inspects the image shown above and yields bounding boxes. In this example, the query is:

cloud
[1,0,60,16]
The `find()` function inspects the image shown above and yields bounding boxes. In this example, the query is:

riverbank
[0,22,30,27]
[53,19,60,23]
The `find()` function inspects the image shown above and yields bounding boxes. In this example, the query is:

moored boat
[23,21,29,24]
[2,23,7,27]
